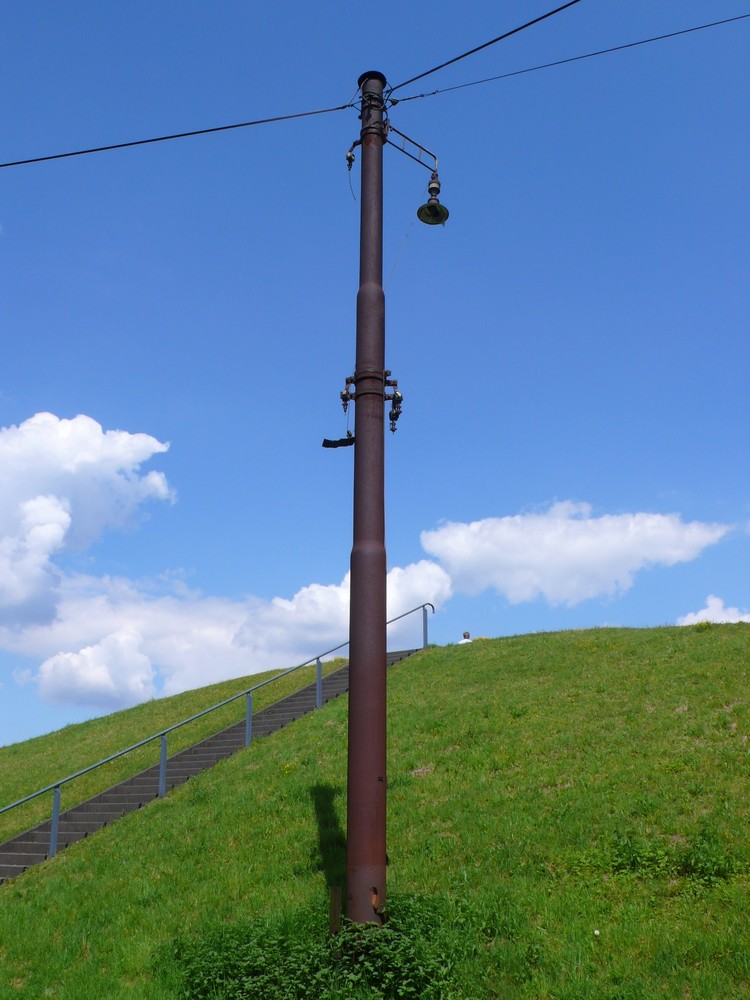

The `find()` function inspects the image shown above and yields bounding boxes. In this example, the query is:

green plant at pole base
[162,893,466,999]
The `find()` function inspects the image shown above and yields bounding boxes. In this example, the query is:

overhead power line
[1,11,747,172]
[0,102,354,170]
[388,0,582,94]
[392,12,750,105]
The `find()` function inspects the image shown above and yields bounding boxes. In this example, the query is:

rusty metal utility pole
[346,70,388,925]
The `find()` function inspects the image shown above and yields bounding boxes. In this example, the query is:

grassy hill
[0,624,748,998]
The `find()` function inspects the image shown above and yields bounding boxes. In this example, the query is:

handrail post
[49,785,61,858]
[422,605,429,649]
[316,657,323,709]
[245,692,253,746]
[158,735,167,798]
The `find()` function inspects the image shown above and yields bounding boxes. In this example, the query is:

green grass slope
[1,625,749,998]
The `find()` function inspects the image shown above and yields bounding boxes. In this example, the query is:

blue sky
[1,1,748,747]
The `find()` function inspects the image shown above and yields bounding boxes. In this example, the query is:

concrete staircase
[0,650,417,884]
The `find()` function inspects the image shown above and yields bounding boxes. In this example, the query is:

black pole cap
[358,71,387,89]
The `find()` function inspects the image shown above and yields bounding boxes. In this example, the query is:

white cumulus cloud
[0,413,172,626]
[4,559,451,709]
[677,595,750,625]
[0,412,171,549]
[0,495,70,623]
[37,629,156,708]
[421,501,729,606]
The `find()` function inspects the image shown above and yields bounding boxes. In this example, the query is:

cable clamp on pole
[385,376,403,432]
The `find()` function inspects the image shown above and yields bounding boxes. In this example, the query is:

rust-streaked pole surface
[345,70,388,925]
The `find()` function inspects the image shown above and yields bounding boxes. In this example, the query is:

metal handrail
[0,602,434,856]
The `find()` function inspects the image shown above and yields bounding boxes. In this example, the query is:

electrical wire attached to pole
[387,0,583,95]
[390,12,750,106]
[0,102,355,170]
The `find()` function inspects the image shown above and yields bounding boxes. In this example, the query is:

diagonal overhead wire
[1,10,746,173]
[391,12,750,105]
[388,0,583,94]
[0,101,355,170]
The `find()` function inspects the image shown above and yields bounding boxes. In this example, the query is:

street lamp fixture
[417,171,449,226]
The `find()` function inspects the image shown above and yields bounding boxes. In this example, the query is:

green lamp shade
[417,200,449,226]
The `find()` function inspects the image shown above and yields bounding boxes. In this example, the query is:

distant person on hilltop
[458,631,472,644]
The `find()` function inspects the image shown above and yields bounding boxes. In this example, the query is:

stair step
[166,761,222,772]
[4,830,55,847]
[0,851,48,868]
[1,838,49,855]
[85,794,153,806]
[66,804,126,817]
[172,752,231,763]
[38,819,107,834]
[0,864,32,880]
[7,828,90,849]
[164,776,189,789]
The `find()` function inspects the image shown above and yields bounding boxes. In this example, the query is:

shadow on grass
[310,783,346,889]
